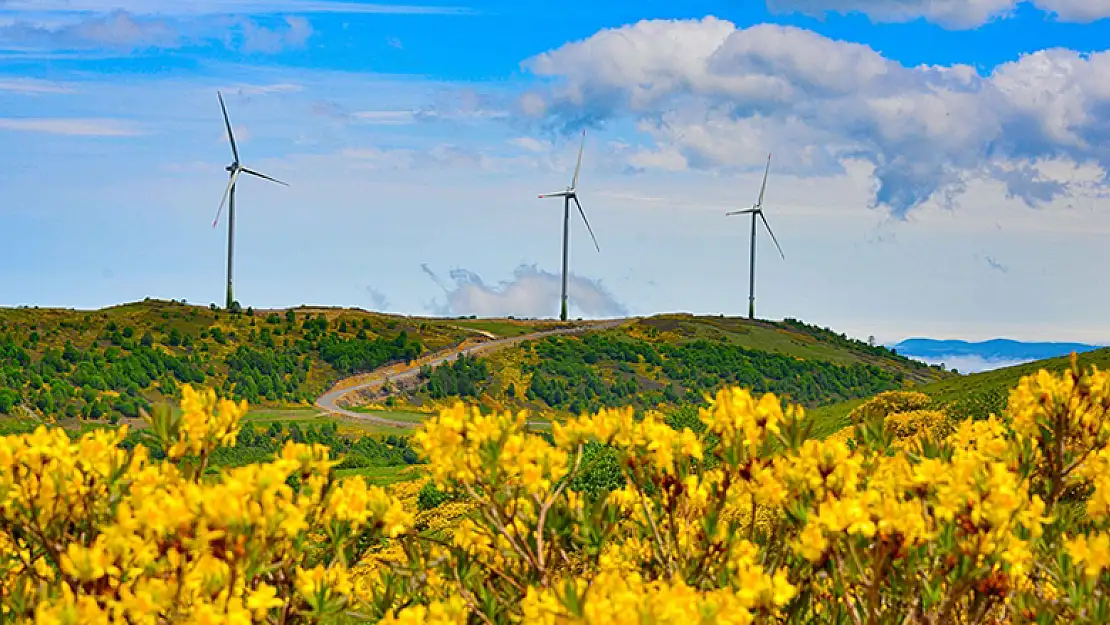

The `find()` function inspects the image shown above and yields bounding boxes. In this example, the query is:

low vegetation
[398,315,950,416]
[4,358,1110,623]
[811,346,1110,436]
[0,300,477,422]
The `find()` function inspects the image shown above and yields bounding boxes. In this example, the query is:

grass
[450,320,541,337]
[335,465,423,486]
[806,347,1110,437]
[349,407,429,424]
[241,406,422,436]
[633,315,947,384]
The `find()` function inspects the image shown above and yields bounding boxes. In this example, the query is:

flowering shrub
[0,386,411,624]
[883,408,955,448]
[848,389,933,425]
[5,356,1110,624]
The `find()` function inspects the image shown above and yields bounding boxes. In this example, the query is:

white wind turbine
[538,129,601,322]
[212,90,288,310]
[726,153,784,320]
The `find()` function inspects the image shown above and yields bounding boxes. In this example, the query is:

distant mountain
[892,338,1103,373]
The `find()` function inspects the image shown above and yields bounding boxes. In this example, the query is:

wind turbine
[726,153,784,320]
[212,90,288,310]
[539,129,600,322]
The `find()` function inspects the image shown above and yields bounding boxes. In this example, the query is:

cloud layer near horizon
[521,17,1110,217]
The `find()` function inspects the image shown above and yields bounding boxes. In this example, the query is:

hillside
[0,299,566,422]
[915,346,1110,421]
[387,314,953,416]
[808,346,1110,437]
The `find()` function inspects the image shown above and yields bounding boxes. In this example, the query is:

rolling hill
[0,299,567,423]
[807,345,1110,438]
[385,314,953,417]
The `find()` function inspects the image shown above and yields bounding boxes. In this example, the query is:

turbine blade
[572,196,600,252]
[571,129,586,189]
[213,169,242,228]
[539,191,570,198]
[756,153,771,208]
[726,208,757,216]
[218,91,239,164]
[759,211,785,260]
[241,167,289,186]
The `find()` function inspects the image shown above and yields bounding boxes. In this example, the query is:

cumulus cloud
[420,264,627,318]
[766,0,1110,28]
[521,17,1110,217]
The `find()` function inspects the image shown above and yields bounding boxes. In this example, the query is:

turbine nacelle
[212,91,288,230]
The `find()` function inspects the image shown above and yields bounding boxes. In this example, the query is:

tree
[140,332,155,348]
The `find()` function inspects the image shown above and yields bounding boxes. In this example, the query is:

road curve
[314,319,629,428]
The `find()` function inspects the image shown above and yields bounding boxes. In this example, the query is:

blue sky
[3,0,1110,345]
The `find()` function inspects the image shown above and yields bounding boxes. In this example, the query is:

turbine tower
[726,154,784,320]
[539,130,601,322]
[212,91,288,310]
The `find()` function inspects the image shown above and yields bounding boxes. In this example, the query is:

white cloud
[353,110,417,124]
[0,10,179,50]
[522,18,1110,217]
[0,117,144,135]
[222,82,303,96]
[0,9,319,53]
[766,0,1110,28]
[766,0,1018,29]
[0,77,77,94]
[907,353,1035,373]
[508,136,547,152]
[1038,0,1110,22]
[421,264,628,318]
[238,15,312,53]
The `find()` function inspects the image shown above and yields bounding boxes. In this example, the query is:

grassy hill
[0,299,563,424]
[391,314,953,417]
[806,346,1110,438]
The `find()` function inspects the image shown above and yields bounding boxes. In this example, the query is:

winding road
[314,319,629,428]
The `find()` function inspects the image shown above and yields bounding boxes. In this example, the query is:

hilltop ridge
[0,300,953,426]
[364,312,953,417]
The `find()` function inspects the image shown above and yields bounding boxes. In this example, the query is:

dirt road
[314,319,628,428]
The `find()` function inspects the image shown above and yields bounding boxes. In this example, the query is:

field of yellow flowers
[3,355,1110,624]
